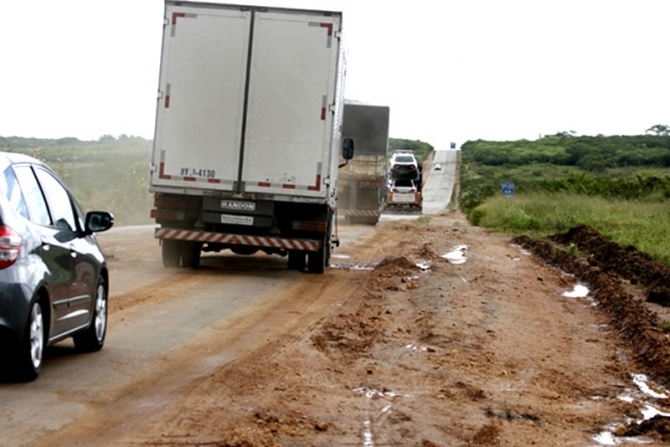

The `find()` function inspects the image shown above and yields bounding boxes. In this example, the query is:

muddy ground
[88,211,670,447]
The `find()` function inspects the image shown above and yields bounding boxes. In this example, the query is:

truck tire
[162,239,181,268]
[181,242,201,268]
[307,243,329,274]
[287,251,306,271]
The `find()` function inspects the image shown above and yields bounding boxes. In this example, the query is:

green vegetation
[0,134,436,227]
[459,131,670,265]
[389,138,434,162]
[1,135,153,226]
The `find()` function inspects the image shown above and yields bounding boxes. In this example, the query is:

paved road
[422,149,459,215]
[0,223,380,447]
[0,151,455,446]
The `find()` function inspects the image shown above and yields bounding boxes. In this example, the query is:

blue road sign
[501,182,515,197]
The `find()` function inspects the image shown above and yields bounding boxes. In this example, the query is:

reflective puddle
[353,386,413,447]
[330,263,377,271]
[593,374,670,445]
[442,245,468,264]
[415,261,432,272]
[562,284,590,298]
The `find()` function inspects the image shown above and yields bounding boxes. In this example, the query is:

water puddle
[353,387,410,399]
[330,263,377,271]
[632,374,669,399]
[512,244,532,256]
[415,260,432,272]
[593,430,618,445]
[442,245,468,264]
[562,284,590,298]
[641,404,670,420]
[362,418,373,447]
[593,374,670,445]
[354,387,412,447]
[405,344,429,352]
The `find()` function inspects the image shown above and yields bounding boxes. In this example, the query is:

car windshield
[393,179,414,187]
[395,156,414,163]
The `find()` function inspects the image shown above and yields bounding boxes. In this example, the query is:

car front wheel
[73,277,108,352]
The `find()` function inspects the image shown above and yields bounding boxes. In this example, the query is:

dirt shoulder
[107,211,670,446]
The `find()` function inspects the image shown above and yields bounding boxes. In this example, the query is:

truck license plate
[221,214,254,226]
[221,200,255,212]
[391,193,416,203]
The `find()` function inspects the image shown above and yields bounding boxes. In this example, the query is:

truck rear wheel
[307,244,329,274]
[162,240,201,268]
[287,251,306,271]
[162,239,181,268]
[181,242,201,268]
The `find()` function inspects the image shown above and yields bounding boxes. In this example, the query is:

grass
[471,191,670,265]
[8,140,154,226]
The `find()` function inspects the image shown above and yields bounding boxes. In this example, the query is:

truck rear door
[153,4,250,191]
[152,3,341,198]
[240,10,341,198]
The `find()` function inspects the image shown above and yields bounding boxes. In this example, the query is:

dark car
[0,152,114,381]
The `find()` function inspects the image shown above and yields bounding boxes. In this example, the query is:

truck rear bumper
[340,209,380,218]
[155,228,321,252]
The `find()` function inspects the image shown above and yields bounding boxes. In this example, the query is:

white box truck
[149,1,352,273]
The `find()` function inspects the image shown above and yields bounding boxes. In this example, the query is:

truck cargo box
[149,1,349,273]
[338,101,389,224]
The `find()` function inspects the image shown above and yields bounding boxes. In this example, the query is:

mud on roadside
[514,224,670,442]
[112,217,670,446]
[514,225,670,387]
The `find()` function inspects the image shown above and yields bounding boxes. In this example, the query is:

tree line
[459,133,670,213]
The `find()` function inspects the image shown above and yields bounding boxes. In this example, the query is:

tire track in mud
[31,263,374,446]
[108,269,218,315]
[36,216,669,446]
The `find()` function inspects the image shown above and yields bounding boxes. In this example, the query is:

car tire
[162,239,181,268]
[73,277,107,353]
[14,300,45,382]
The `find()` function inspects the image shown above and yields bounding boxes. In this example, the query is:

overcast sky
[1,0,668,149]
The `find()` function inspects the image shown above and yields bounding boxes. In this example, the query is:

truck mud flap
[340,209,381,224]
[155,228,321,252]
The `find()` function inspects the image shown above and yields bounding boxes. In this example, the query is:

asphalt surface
[421,149,459,215]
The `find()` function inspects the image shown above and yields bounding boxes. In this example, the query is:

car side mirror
[85,211,115,234]
[342,138,354,160]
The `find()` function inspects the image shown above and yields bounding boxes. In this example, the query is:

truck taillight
[0,225,21,269]
[150,209,186,221]
[292,221,327,232]
[154,196,188,210]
